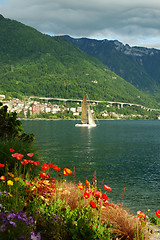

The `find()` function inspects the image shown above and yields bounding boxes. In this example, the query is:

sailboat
[75,95,97,127]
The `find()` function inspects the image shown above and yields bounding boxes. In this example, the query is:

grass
[0,144,159,239]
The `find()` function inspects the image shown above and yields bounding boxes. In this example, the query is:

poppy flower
[48,163,54,168]
[21,161,25,165]
[63,168,72,175]
[49,163,61,171]
[102,193,109,201]
[0,163,5,167]
[104,185,112,191]
[12,153,18,158]
[94,191,102,199]
[41,164,49,172]
[137,211,146,218]
[27,153,34,157]
[53,166,61,171]
[39,172,50,178]
[29,160,34,164]
[78,183,85,190]
[84,192,90,199]
[90,200,97,208]
[0,176,5,180]
[85,180,90,186]
[156,210,160,218]
[9,148,15,152]
[12,153,24,160]
[34,161,39,166]
[23,159,29,164]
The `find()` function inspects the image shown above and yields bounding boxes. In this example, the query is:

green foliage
[0,139,41,177]
[63,206,113,240]
[0,104,34,142]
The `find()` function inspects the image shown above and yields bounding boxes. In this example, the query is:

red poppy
[29,160,34,164]
[53,165,61,171]
[39,172,49,178]
[137,211,146,218]
[102,193,109,201]
[49,163,61,171]
[78,183,85,190]
[85,180,90,186]
[23,159,29,164]
[63,168,72,175]
[84,192,90,199]
[90,200,97,208]
[9,148,15,152]
[21,161,25,165]
[12,153,18,158]
[104,185,112,191]
[94,191,102,199]
[0,163,5,167]
[27,153,34,157]
[0,176,5,180]
[12,153,24,160]
[41,164,49,172]
[156,210,160,218]
[34,161,39,166]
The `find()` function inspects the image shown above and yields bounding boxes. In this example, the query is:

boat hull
[75,123,97,127]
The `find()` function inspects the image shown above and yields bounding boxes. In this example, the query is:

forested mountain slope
[0,15,158,108]
[65,36,160,97]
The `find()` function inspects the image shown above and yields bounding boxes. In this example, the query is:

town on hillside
[0,94,160,120]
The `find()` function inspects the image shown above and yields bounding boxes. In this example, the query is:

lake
[22,120,160,214]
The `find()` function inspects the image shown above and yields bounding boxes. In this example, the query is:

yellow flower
[14,177,20,182]
[8,193,13,197]
[8,172,14,178]
[7,180,14,186]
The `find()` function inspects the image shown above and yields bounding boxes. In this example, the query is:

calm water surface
[22,120,160,213]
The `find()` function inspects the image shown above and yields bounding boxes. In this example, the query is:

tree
[0,103,34,142]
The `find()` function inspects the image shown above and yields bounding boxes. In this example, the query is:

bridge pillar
[121,103,123,108]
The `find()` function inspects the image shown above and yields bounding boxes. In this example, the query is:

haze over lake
[22,120,160,214]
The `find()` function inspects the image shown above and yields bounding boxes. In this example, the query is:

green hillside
[64,36,160,96]
[0,15,159,108]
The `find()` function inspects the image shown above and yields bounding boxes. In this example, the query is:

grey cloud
[1,0,160,48]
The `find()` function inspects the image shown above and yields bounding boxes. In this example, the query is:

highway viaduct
[29,96,160,112]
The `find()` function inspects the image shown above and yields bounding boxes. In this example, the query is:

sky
[1,0,160,49]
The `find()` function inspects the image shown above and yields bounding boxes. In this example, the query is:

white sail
[75,95,96,127]
[88,106,96,125]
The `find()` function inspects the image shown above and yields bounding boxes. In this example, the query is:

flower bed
[0,148,159,239]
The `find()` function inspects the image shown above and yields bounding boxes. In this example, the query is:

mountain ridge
[64,35,160,96]
[0,16,159,108]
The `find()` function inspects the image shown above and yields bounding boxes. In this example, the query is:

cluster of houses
[0,95,83,117]
[0,94,157,119]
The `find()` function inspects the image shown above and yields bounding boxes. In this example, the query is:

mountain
[64,36,160,97]
[0,15,158,108]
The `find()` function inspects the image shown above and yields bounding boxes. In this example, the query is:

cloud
[1,0,160,48]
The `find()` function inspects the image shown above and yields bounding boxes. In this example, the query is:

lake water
[22,120,160,214]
